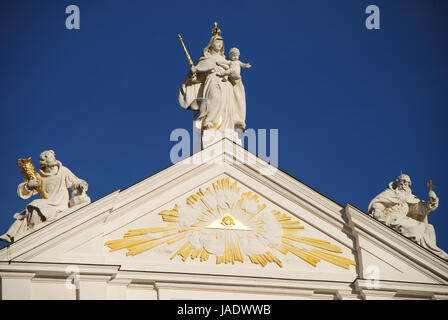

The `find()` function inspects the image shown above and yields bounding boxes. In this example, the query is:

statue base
[196,129,242,152]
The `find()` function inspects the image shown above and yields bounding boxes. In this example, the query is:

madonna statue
[178,23,248,134]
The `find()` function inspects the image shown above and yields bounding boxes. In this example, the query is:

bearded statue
[368,174,447,260]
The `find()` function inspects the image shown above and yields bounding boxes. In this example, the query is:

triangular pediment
[1,139,447,288]
[102,175,357,278]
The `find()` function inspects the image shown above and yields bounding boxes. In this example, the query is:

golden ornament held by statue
[17,157,47,199]
[427,179,436,203]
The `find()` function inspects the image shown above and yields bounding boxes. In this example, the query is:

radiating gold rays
[104,178,356,270]
[272,210,304,230]
[105,231,186,256]
[211,177,239,193]
[304,249,356,269]
[216,238,245,265]
[159,205,180,223]
[170,243,212,262]
[249,251,283,268]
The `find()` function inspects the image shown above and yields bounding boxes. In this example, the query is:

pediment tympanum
[105,178,356,270]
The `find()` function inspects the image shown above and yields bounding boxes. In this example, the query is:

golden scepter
[17,157,47,199]
[427,179,436,204]
[178,34,197,81]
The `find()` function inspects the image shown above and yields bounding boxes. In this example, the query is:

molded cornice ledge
[0,190,120,261]
[0,261,120,279]
[353,278,448,300]
[344,204,448,282]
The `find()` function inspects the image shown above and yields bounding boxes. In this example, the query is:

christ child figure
[218,47,251,82]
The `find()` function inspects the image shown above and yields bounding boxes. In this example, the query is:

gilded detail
[105,178,356,269]
[17,157,47,199]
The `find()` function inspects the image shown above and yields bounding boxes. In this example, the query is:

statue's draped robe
[6,162,83,238]
[368,186,448,260]
[178,54,246,131]
[228,64,246,130]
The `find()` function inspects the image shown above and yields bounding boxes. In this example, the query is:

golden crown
[211,22,221,36]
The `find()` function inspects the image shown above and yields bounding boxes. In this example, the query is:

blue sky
[0,0,447,254]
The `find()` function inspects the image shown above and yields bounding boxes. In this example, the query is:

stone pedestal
[196,129,242,153]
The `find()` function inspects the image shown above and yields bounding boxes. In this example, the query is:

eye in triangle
[205,214,252,231]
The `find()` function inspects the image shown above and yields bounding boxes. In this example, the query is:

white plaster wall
[126,284,158,300]
[31,278,76,300]
[0,272,34,300]
[2,273,448,300]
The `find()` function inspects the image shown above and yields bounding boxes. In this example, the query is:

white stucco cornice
[345,204,448,283]
[1,138,447,299]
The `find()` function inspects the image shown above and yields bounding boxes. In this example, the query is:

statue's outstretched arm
[425,191,439,214]
[408,195,438,220]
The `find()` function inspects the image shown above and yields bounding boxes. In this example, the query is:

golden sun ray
[104,178,356,270]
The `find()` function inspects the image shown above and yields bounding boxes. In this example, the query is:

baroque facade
[1,139,447,300]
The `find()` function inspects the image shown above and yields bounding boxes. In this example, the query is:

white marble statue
[219,47,252,81]
[368,174,448,260]
[178,23,249,133]
[0,150,90,243]
[218,47,251,130]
